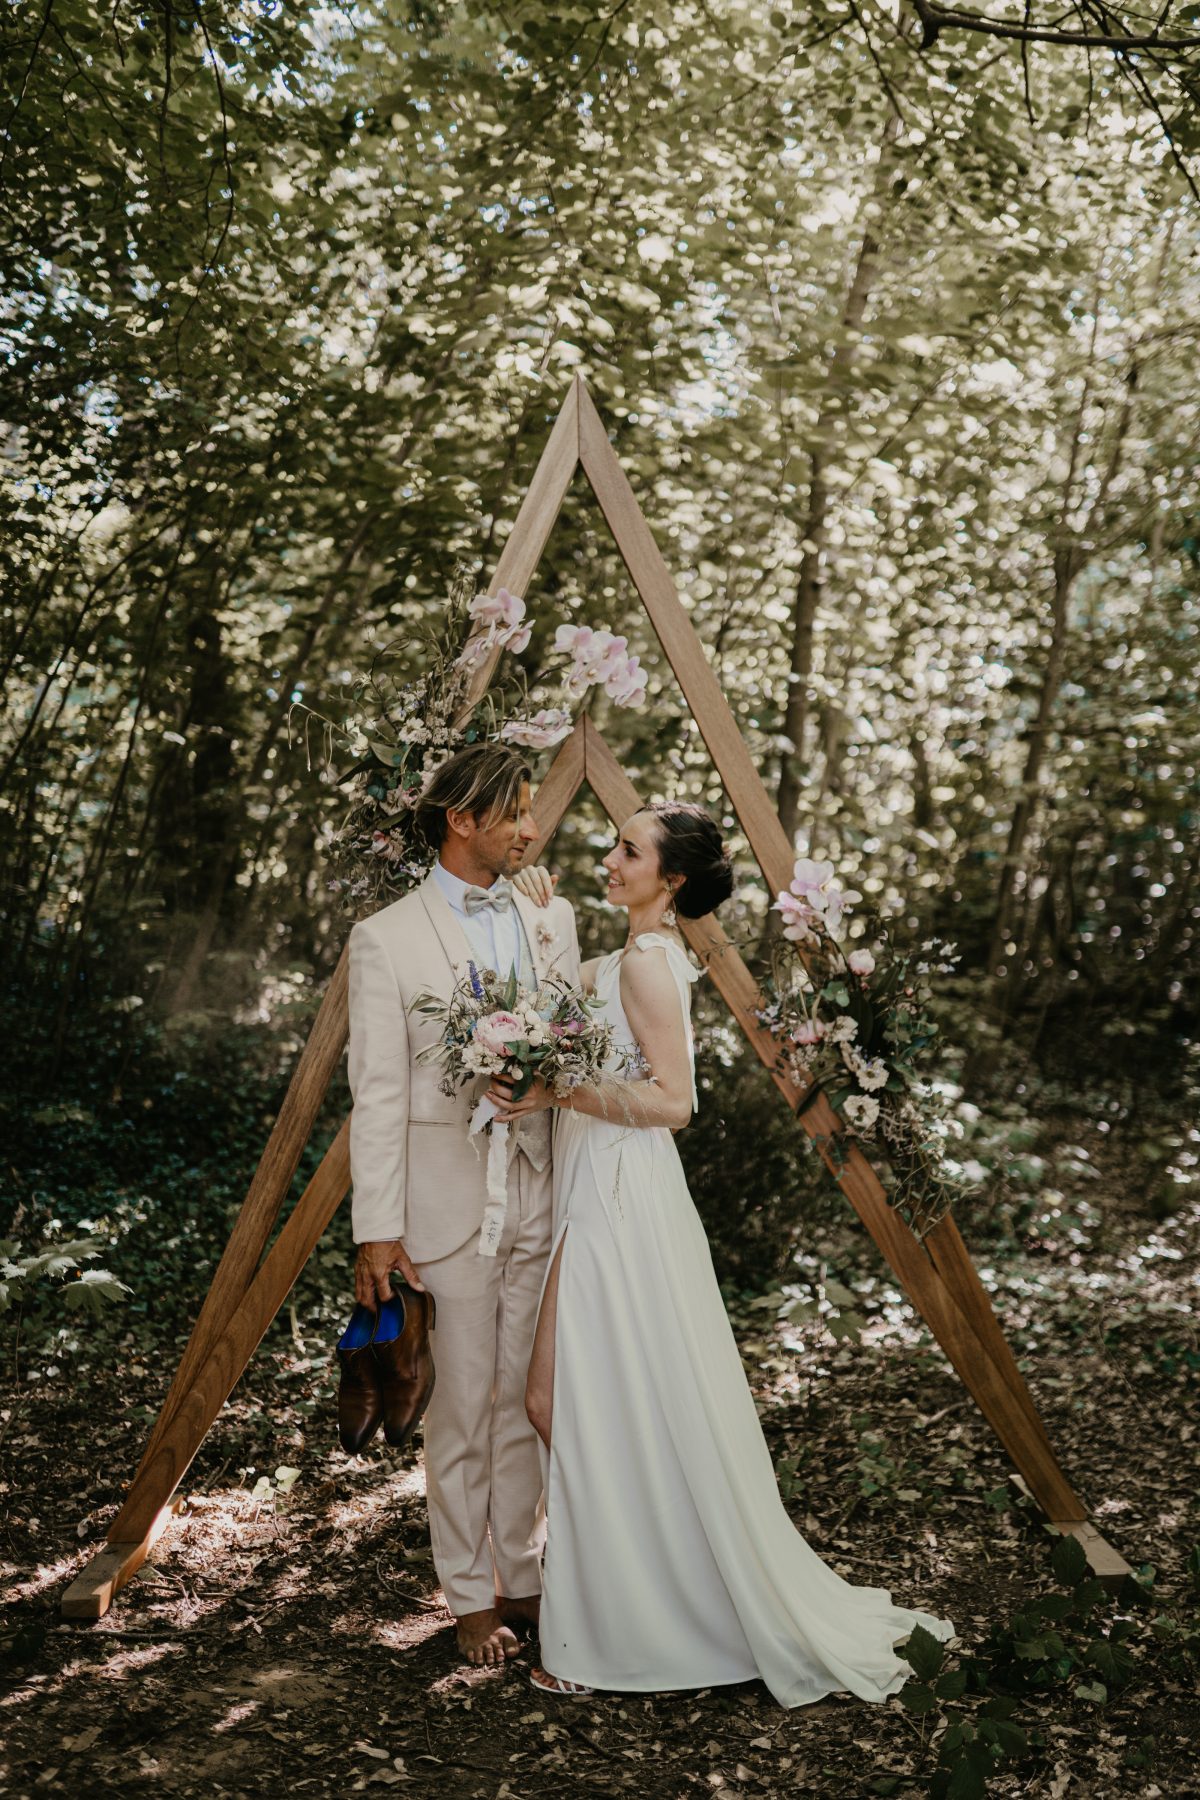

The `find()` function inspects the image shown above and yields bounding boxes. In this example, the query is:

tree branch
[911,0,1200,53]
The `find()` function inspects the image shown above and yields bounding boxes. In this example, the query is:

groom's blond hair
[416,743,533,851]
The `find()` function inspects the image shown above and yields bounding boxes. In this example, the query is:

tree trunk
[986,544,1078,1002]
[165,508,382,1014]
[775,212,885,845]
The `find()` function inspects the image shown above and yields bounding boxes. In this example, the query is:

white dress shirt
[431,860,534,988]
[431,860,548,1171]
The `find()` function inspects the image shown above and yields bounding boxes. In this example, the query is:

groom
[347,742,580,1667]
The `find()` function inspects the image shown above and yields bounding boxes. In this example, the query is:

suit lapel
[418,871,474,988]
[512,889,546,985]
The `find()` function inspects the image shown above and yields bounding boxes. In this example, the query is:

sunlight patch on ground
[5,1550,90,1604]
[213,1698,261,1732]
[365,1613,448,1652]
[322,1473,425,1538]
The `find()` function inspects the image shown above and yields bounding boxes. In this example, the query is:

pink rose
[791,1019,825,1046]
[474,1011,527,1057]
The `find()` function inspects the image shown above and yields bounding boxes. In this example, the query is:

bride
[487,801,954,1706]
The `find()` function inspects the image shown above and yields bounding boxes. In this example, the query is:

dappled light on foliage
[3,2,1199,1794]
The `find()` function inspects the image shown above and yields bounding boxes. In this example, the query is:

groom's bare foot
[456,1607,521,1667]
[497,1593,540,1636]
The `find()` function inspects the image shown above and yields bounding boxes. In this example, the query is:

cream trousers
[416,1147,552,1617]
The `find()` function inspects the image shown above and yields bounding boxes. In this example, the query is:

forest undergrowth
[2,997,1198,1799]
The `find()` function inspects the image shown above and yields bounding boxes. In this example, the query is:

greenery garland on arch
[759,857,971,1236]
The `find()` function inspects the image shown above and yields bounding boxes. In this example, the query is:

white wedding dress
[538,931,954,1707]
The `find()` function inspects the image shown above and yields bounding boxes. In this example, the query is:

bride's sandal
[530,1666,594,1698]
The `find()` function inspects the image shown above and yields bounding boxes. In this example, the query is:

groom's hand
[355,1238,425,1308]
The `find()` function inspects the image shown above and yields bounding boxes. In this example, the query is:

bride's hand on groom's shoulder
[514,864,558,908]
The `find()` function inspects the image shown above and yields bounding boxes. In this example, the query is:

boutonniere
[535,918,557,952]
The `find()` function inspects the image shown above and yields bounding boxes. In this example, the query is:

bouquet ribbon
[468,1093,509,1256]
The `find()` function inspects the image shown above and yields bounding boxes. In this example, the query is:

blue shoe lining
[372,1295,405,1346]
[337,1295,406,1351]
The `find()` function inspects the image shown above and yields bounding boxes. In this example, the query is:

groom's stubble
[443,778,541,888]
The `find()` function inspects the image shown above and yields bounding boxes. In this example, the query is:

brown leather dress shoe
[374,1282,437,1449]
[336,1324,385,1454]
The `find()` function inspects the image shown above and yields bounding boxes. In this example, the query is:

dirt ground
[3,1172,1199,1799]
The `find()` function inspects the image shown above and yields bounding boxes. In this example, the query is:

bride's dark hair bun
[642,802,734,919]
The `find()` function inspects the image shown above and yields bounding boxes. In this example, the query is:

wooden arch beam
[63,378,1128,1619]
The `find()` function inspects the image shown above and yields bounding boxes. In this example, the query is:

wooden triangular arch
[63,378,1128,1619]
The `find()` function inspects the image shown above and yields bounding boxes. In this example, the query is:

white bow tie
[463,878,514,916]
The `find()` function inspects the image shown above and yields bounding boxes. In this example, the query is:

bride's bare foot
[530,1666,594,1696]
[456,1607,521,1667]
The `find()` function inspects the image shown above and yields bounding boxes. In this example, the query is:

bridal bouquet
[757,857,968,1237]
[294,570,648,913]
[410,963,615,1255]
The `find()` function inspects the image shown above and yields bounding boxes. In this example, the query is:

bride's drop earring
[662,884,677,929]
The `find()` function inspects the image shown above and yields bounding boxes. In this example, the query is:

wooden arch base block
[61,1500,187,1621]
[64,375,1129,1620]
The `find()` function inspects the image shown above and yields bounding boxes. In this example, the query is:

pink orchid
[501,708,574,750]
[470,587,524,632]
[554,623,590,656]
[789,857,836,901]
[606,652,647,707]
[773,889,820,944]
[574,629,627,684]
[787,856,861,933]
[467,588,530,655]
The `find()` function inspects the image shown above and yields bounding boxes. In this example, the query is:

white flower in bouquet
[462,1039,505,1076]
[410,964,616,1256]
[847,947,876,977]
[827,1015,858,1045]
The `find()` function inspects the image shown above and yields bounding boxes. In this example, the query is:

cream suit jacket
[347,870,582,1263]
